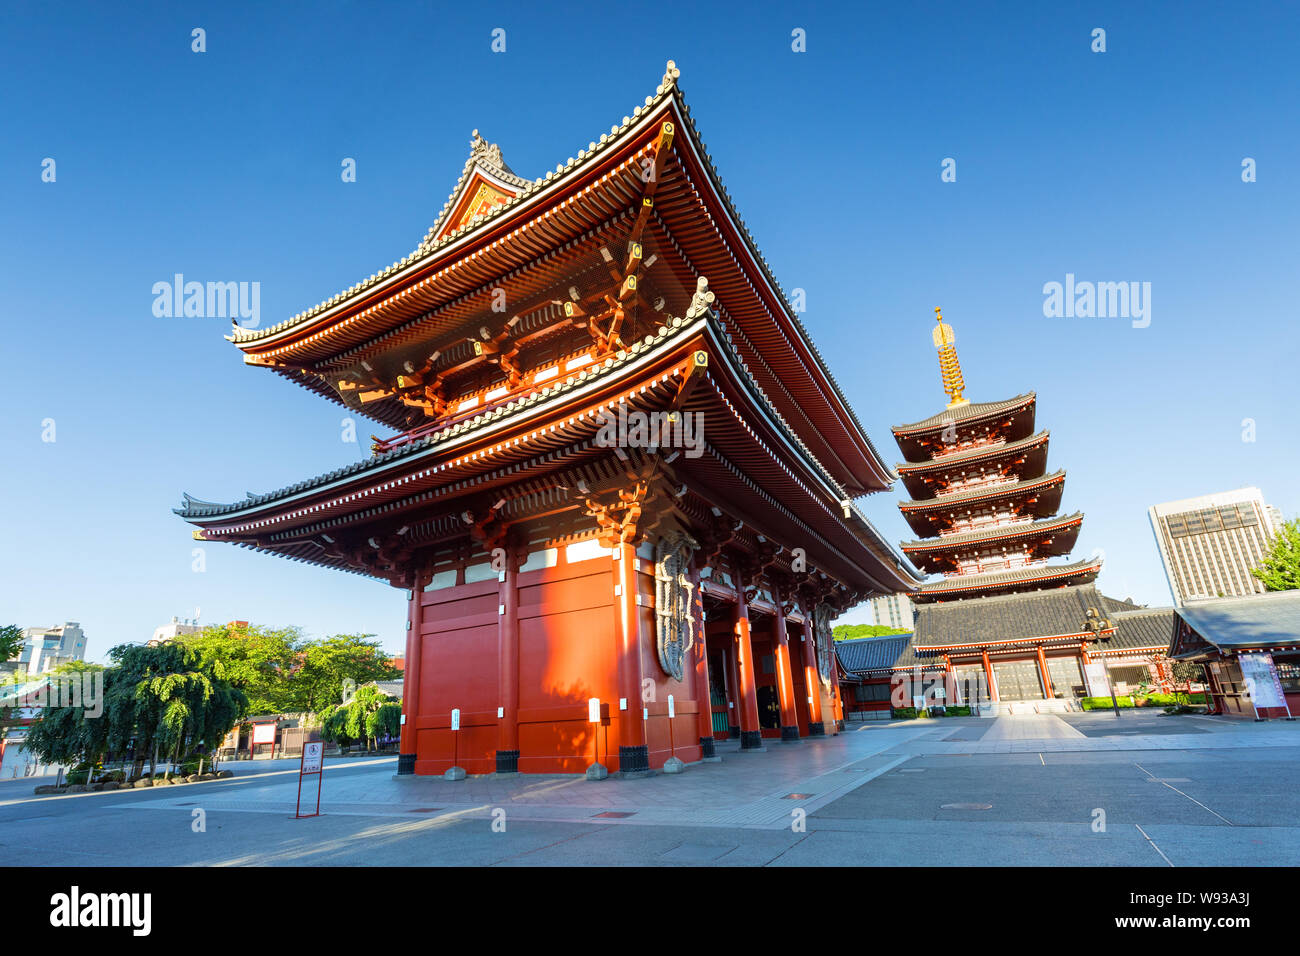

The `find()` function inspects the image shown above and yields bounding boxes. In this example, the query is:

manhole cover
[783,793,814,799]
[897,768,926,773]
[941,803,992,810]
[593,811,635,818]
[409,807,445,812]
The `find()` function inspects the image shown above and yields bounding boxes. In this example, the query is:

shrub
[1081,696,1134,710]
[944,705,972,717]
[891,707,918,720]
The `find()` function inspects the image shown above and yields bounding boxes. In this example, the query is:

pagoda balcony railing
[948,556,1046,578]
[935,474,1014,497]
[930,436,1006,460]
[940,513,1030,536]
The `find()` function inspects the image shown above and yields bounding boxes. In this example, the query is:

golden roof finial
[931,307,969,408]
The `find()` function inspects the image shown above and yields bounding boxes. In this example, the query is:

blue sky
[2,1,1296,659]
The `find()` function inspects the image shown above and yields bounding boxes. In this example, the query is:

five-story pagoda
[893,309,1101,604]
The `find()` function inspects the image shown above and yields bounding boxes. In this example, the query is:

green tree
[319,685,398,752]
[832,623,912,641]
[180,623,300,714]
[24,643,247,781]
[292,634,399,714]
[21,662,110,774]
[0,624,23,663]
[1252,518,1300,592]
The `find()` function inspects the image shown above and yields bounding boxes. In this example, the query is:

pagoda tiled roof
[901,511,1083,555]
[899,470,1066,514]
[220,62,894,494]
[912,556,1103,601]
[896,430,1049,477]
[892,393,1036,435]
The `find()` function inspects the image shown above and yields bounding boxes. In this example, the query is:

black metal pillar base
[495,749,519,774]
[740,730,764,750]
[396,753,416,775]
[698,736,716,758]
[728,725,741,739]
[618,744,650,774]
[807,721,826,737]
[780,725,801,741]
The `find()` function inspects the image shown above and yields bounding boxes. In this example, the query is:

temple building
[837,310,1174,716]
[176,62,921,775]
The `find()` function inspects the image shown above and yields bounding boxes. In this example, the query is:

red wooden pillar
[770,585,800,741]
[733,596,763,750]
[829,651,845,732]
[690,568,716,757]
[397,569,428,775]
[614,541,649,772]
[1036,645,1055,700]
[725,634,743,737]
[800,616,826,736]
[495,545,522,773]
[982,649,999,703]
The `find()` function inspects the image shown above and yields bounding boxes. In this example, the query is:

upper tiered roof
[223,61,895,498]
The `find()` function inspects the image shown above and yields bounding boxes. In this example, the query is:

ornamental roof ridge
[891,392,1036,435]
[422,129,535,241]
[230,61,683,347]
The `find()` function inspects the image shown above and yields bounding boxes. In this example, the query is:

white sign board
[1084,660,1109,697]
[588,697,601,723]
[450,708,460,731]
[1240,653,1288,710]
[667,695,675,719]
[302,742,323,774]
[252,723,276,745]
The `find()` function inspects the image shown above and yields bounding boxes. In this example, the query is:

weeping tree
[136,656,245,779]
[319,685,395,752]
[96,643,244,780]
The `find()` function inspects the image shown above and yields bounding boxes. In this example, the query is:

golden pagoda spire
[932,307,969,408]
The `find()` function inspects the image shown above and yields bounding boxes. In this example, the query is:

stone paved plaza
[3,713,1298,866]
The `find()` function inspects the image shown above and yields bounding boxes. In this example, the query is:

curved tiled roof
[900,470,1065,514]
[901,512,1083,554]
[222,60,894,495]
[892,393,1035,435]
[896,430,1049,476]
[914,556,1103,599]
[1108,608,1176,652]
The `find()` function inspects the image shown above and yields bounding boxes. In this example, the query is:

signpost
[295,741,324,819]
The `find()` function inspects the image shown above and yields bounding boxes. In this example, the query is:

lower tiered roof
[911,556,1103,603]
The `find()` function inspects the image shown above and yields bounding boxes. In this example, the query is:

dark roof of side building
[835,586,1169,678]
